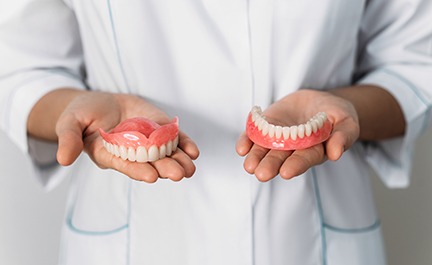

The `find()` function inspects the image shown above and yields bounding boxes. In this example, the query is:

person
[0,0,431,264]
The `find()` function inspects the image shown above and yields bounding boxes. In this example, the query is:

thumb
[325,122,359,161]
[56,115,85,166]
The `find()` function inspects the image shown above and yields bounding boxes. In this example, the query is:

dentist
[1,0,431,264]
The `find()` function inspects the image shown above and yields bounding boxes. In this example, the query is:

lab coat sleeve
[355,0,432,188]
[0,0,85,190]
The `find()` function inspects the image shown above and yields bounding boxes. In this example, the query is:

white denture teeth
[102,135,179,163]
[250,107,328,141]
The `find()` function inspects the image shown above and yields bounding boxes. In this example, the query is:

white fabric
[1,0,432,264]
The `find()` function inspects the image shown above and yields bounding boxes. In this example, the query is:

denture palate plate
[246,106,332,150]
[99,117,179,163]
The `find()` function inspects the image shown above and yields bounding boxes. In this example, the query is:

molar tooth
[148,145,159,162]
[127,147,136,162]
[275,126,283,139]
[252,106,262,114]
[318,112,327,121]
[290,126,298,140]
[297,124,305,139]
[107,143,113,154]
[136,146,148,162]
[282,127,290,140]
[257,118,266,131]
[166,141,173,156]
[314,113,326,128]
[252,112,260,123]
[310,119,318,133]
[173,136,179,152]
[120,146,128,160]
[159,144,167,159]
[262,122,269,136]
[113,145,120,157]
[254,115,262,127]
[268,124,275,138]
[305,122,312,137]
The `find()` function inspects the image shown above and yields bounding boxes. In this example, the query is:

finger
[112,157,159,183]
[236,131,253,157]
[178,131,200,160]
[151,149,196,181]
[243,144,270,174]
[170,149,197,178]
[56,115,85,166]
[325,131,345,161]
[84,134,159,183]
[254,149,292,182]
[279,144,325,180]
[326,121,359,161]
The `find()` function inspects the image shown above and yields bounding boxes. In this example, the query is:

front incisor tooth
[127,147,136,162]
[136,146,148,162]
[275,126,283,139]
[305,122,312,137]
[159,144,167,159]
[297,124,305,139]
[282,127,290,140]
[148,145,159,162]
[290,126,298,140]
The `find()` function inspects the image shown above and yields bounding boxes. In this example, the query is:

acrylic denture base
[246,106,332,150]
[99,117,179,162]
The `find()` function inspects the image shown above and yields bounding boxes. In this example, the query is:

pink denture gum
[99,117,179,162]
[246,106,332,150]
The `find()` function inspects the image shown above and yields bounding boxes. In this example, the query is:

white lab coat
[1,0,432,264]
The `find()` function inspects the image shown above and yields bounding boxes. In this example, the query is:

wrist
[27,88,88,141]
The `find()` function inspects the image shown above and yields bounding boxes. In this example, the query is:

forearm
[27,88,87,141]
[329,85,405,141]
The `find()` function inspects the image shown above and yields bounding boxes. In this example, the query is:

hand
[236,89,359,182]
[55,90,199,183]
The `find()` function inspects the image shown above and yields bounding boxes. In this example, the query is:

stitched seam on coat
[324,220,381,233]
[107,0,131,93]
[380,68,432,132]
[311,167,327,265]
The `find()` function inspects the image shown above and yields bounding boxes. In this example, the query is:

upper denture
[99,117,179,162]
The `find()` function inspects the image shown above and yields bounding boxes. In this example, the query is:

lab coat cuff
[5,73,86,190]
[357,70,429,188]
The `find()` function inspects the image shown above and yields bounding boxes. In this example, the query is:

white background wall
[1,130,432,265]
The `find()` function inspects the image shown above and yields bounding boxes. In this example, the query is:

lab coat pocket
[60,223,128,265]
[312,148,387,264]
[325,224,387,265]
[66,163,130,235]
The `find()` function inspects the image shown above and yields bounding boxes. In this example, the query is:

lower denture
[99,117,179,162]
[246,106,332,150]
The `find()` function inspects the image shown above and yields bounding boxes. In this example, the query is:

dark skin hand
[236,86,405,182]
